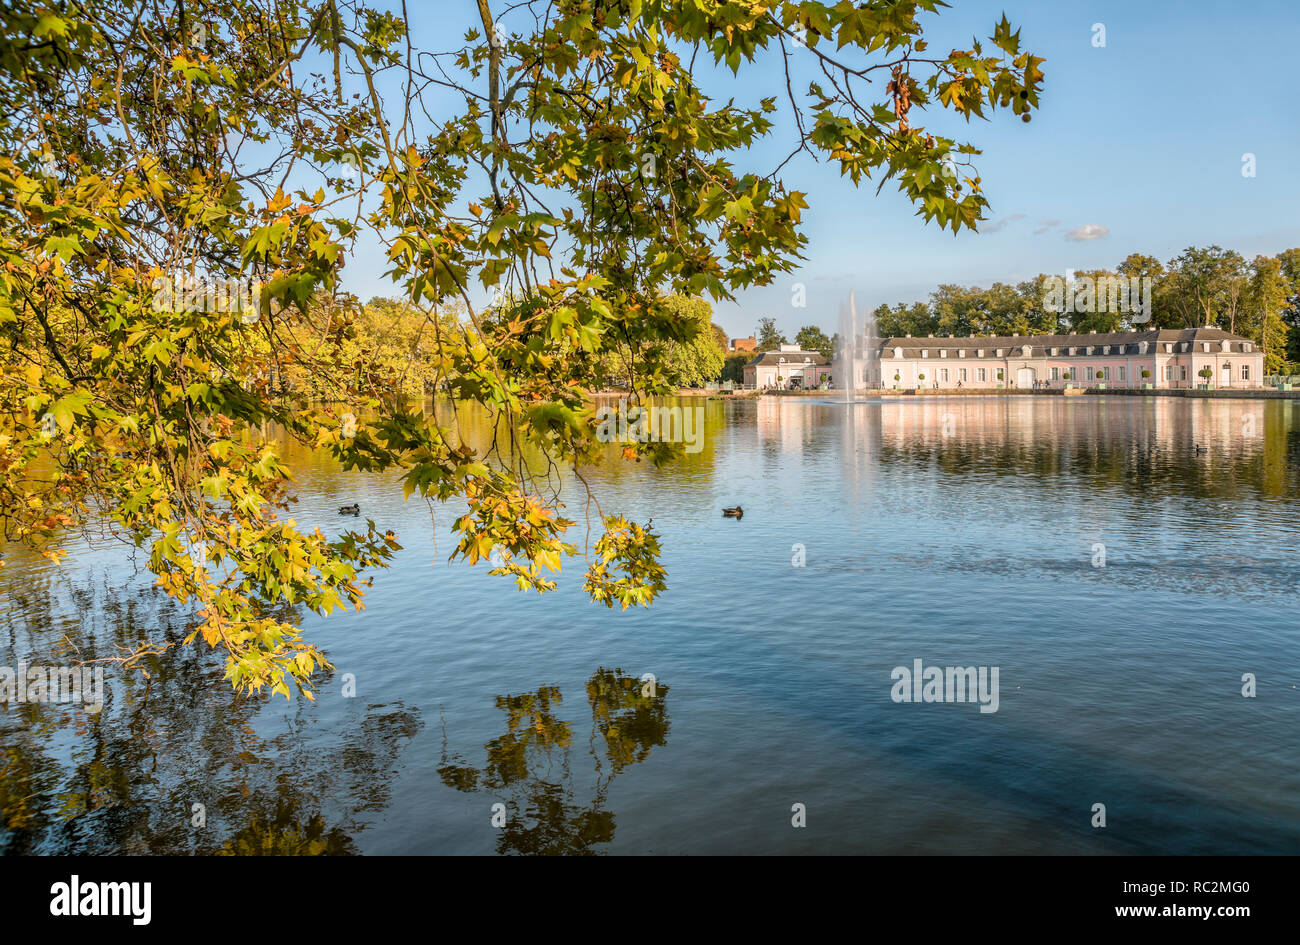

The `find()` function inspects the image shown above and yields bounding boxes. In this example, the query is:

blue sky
[342,1,1300,339]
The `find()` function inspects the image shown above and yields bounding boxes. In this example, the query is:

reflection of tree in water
[439,668,669,855]
[0,575,421,854]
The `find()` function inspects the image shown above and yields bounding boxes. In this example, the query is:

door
[1221,364,1231,387]
[1016,367,1036,388]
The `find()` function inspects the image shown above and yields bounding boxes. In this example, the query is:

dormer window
[940,350,948,358]
[959,349,967,358]
[996,348,1004,357]
[1202,342,1211,353]
[977,349,985,357]
[1243,343,1252,352]
[1049,347,1057,356]
[921,350,929,358]
[894,347,903,358]
[1022,345,1032,357]
[1221,340,1230,353]
[1165,344,1173,353]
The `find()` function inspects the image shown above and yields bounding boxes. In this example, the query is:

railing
[1265,375,1300,387]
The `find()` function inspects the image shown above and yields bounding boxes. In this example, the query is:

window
[940,349,948,358]
[959,368,968,382]
[921,350,929,358]
[1241,365,1250,380]
[959,349,967,358]
[1118,367,1126,381]
[939,368,949,382]
[1050,367,1060,381]
[977,349,984,357]
[1180,366,1187,381]
[1165,365,1175,381]
[1086,367,1094,381]
[1098,367,1107,380]
[977,368,987,382]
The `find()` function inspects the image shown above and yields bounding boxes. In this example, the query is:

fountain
[834,291,881,402]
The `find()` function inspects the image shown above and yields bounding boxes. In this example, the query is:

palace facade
[743,345,833,389]
[861,328,1264,390]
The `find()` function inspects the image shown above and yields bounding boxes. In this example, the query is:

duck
[338,503,360,515]
[722,506,744,519]
[1194,443,1208,455]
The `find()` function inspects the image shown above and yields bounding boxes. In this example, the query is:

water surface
[2,395,1298,854]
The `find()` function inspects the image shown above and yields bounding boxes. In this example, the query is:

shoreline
[751,387,1300,400]
[589,387,1299,401]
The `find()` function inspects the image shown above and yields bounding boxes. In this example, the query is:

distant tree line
[871,247,1300,374]
[743,247,1300,376]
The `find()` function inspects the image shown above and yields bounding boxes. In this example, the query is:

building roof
[876,327,1258,358]
[745,349,830,367]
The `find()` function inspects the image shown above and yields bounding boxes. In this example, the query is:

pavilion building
[867,328,1263,390]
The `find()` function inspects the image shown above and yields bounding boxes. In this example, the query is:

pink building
[743,345,833,389]
[873,328,1264,391]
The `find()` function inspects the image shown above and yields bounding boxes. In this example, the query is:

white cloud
[1065,224,1109,241]
[983,212,1027,233]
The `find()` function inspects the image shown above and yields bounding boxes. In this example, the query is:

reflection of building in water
[876,328,1264,390]
[756,395,806,453]
[875,395,1271,460]
[754,398,881,501]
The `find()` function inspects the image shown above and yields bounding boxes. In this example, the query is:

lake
[2,394,1298,854]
